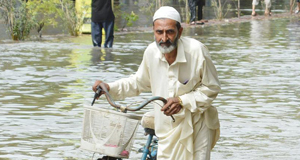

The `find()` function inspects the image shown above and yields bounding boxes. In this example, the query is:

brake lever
[91,86,102,106]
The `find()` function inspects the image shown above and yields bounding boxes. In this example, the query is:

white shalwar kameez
[108,37,221,160]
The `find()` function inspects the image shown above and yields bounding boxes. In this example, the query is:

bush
[57,0,88,36]
[0,0,88,40]
[0,0,35,40]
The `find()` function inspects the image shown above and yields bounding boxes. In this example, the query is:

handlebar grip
[91,86,102,106]
[95,85,102,95]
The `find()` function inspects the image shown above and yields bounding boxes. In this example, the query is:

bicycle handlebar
[92,83,175,122]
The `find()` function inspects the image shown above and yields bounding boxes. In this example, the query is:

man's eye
[156,31,163,34]
[167,30,174,34]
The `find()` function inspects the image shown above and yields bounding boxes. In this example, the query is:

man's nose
[161,32,168,42]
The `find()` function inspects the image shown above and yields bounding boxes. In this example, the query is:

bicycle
[81,83,175,160]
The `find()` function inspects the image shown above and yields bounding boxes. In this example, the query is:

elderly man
[93,6,221,160]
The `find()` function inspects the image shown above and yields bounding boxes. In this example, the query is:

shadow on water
[0,3,300,160]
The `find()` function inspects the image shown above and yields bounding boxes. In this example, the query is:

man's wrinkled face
[153,19,183,54]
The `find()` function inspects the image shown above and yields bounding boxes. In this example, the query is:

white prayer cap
[153,6,181,23]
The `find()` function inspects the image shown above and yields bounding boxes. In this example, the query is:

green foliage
[56,0,88,36]
[0,0,35,40]
[114,2,139,31]
[121,11,139,30]
[211,0,232,20]
[26,0,59,38]
[139,0,156,15]
[137,0,156,25]
[12,1,34,40]
[0,0,88,40]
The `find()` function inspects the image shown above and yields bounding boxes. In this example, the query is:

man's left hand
[161,97,182,116]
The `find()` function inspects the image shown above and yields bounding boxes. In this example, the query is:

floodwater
[1,3,300,160]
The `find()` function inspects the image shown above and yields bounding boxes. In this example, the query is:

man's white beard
[155,35,179,54]
[157,44,176,54]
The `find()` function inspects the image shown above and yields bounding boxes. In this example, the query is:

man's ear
[178,27,183,39]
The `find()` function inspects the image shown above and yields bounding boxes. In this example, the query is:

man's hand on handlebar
[161,97,182,116]
[92,80,110,99]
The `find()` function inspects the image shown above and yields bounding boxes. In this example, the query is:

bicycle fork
[139,128,157,160]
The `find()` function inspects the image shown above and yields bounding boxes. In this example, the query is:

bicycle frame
[139,128,158,160]
[142,133,155,160]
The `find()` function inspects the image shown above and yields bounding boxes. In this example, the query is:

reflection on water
[0,18,300,159]
[250,20,271,46]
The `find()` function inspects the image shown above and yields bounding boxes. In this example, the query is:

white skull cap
[153,6,181,23]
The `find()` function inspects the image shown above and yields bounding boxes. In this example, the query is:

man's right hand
[92,80,110,98]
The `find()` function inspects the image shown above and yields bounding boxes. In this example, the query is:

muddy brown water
[1,1,300,159]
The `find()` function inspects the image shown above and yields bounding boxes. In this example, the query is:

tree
[0,0,89,40]
[290,0,296,14]
[0,0,35,40]
[211,0,232,20]
[26,0,59,38]
[56,0,89,36]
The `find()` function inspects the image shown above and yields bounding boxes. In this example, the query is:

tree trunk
[185,0,189,23]
[157,0,162,8]
[290,0,295,14]
[238,0,240,18]
[218,0,222,19]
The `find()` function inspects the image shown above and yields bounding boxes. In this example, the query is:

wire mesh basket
[81,105,142,158]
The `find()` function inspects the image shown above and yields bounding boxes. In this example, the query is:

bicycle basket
[81,105,142,158]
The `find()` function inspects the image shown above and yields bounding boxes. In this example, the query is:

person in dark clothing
[91,0,115,48]
[188,0,205,25]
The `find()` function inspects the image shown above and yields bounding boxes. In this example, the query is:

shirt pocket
[175,79,193,96]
